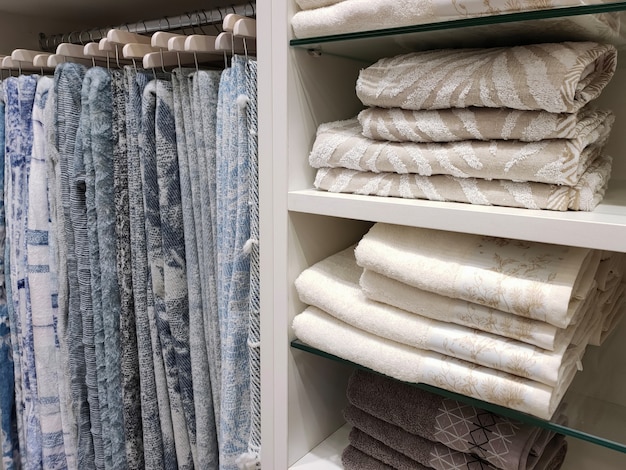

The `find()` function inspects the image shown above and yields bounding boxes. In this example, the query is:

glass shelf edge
[290,339,626,454]
[290,2,626,47]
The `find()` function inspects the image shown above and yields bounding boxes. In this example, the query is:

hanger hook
[142,20,149,34]
[196,10,206,35]
[186,12,197,35]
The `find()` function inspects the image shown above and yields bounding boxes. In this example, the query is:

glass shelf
[291,338,626,454]
[290,2,626,62]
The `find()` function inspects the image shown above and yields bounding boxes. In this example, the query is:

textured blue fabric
[0,83,19,470]
[244,58,261,465]
[112,69,144,470]
[5,75,42,470]
[126,67,174,470]
[172,68,219,469]
[83,67,127,470]
[216,55,251,470]
[46,70,78,470]
[139,78,182,470]
[192,71,222,439]
[74,68,105,470]
[55,63,94,470]
[28,76,68,470]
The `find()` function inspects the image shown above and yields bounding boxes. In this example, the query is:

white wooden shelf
[289,424,350,469]
[288,180,626,252]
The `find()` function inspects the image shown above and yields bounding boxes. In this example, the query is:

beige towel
[354,223,600,328]
[292,307,574,419]
[360,269,591,351]
[313,153,612,211]
[291,0,621,40]
[356,42,617,113]
[295,0,346,10]
[295,247,593,386]
[308,117,612,185]
[358,107,613,143]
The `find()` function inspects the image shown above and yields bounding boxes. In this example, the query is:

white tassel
[237,94,250,109]
[236,451,261,469]
[249,128,257,137]
[243,238,259,254]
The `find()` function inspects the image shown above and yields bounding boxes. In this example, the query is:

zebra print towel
[356,42,617,114]
[313,152,613,211]
[309,116,613,186]
[358,107,613,143]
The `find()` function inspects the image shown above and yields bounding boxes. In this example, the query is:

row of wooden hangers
[0,13,256,74]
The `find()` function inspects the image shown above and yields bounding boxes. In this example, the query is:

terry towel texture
[342,445,397,470]
[309,116,613,185]
[356,42,617,113]
[313,153,612,211]
[292,1,620,39]
[354,223,599,328]
[346,369,564,470]
[358,107,613,143]
[292,307,572,418]
[294,247,594,386]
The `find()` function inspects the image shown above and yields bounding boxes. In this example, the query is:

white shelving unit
[263,2,626,469]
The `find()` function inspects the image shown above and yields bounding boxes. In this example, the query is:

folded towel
[345,406,497,469]
[314,151,612,211]
[295,247,591,386]
[360,269,593,351]
[291,1,621,40]
[293,307,574,418]
[356,42,617,113]
[350,425,494,470]
[309,117,612,186]
[595,252,626,291]
[358,107,613,143]
[354,223,599,328]
[589,281,626,346]
[342,445,399,470]
[346,369,562,470]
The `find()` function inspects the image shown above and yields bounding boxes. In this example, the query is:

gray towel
[345,405,497,469]
[347,370,558,470]
[342,445,397,470]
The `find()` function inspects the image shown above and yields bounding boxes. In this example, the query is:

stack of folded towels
[292,223,626,419]
[309,41,619,211]
[291,0,623,41]
[342,369,569,470]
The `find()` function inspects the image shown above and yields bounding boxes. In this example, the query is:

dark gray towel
[349,427,432,470]
[348,370,558,470]
[345,404,496,469]
[342,445,395,470]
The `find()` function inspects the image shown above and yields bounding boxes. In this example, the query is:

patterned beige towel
[314,153,613,211]
[589,281,626,346]
[360,269,592,351]
[295,247,594,386]
[291,0,621,40]
[292,307,573,419]
[309,117,613,185]
[354,223,600,328]
[356,42,617,113]
[358,107,613,143]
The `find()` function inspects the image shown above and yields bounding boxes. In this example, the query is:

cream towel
[589,280,626,346]
[360,269,589,351]
[314,153,613,212]
[358,107,613,143]
[356,42,617,114]
[291,1,621,39]
[292,307,573,419]
[354,223,599,328]
[295,247,592,386]
[309,117,612,186]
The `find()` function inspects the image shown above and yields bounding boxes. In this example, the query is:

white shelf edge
[288,182,626,252]
[289,423,350,469]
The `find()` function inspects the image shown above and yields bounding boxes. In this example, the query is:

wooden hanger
[214,32,256,55]
[222,13,249,32]
[122,43,161,59]
[107,29,152,46]
[151,31,186,50]
[1,56,44,73]
[233,18,257,38]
